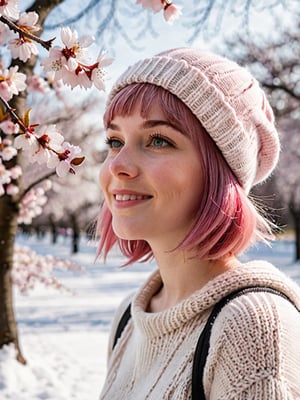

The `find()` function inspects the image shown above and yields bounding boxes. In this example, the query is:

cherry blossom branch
[0,94,85,180]
[0,15,55,51]
[0,95,26,130]
[13,244,83,294]
[20,171,55,200]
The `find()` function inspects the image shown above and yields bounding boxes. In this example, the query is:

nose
[109,146,139,179]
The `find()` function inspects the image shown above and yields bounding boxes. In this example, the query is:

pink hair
[97,83,274,264]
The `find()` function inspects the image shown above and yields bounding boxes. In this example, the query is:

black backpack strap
[192,286,299,400]
[111,287,298,399]
[112,302,132,349]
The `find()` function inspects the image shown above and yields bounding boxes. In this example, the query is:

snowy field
[1,234,300,400]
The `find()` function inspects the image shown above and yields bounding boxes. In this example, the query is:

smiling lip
[112,190,152,207]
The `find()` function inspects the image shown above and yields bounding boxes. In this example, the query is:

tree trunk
[0,0,65,363]
[49,215,58,244]
[0,195,26,364]
[70,213,80,254]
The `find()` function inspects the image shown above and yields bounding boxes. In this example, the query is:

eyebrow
[107,119,181,132]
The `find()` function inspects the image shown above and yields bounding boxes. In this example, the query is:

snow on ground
[1,234,300,400]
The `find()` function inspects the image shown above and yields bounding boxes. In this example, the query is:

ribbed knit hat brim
[106,48,280,192]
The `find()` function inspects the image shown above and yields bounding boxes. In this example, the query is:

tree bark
[0,0,64,363]
[0,195,26,364]
[70,213,80,254]
[49,214,58,244]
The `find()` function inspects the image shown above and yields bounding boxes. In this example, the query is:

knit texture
[106,48,280,193]
[99,262,300,399]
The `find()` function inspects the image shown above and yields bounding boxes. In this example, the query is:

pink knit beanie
[107,48,280,193]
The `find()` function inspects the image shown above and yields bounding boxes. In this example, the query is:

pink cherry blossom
[9,165,22,179]
[14,131,39,154]
[136,0,182,23]
[41,27,93,83]
[0,119,19,134]
[8,12,40,62]
[17,11,40,32]
[8,38,38,62]
[48,142,82,177]
[0,22,9,45]
[18,186,48,224]
[91,52,113,91]
[41,27,111,91]
[41,179,52,191]
[163,2,182,23]
[0,0,19,20]
[37,125,64,152]
[61,67,92,90]
[2,137,12,146]
[12,245,81,293]
[30,125,64,165]
[0,65,27,101]
[40,47,64,84]
[27,74,50,93]
[0,184,4,196]
[0,163,11,185]
[136,0,164,13]
[14,124,64,166]
[6,183,19,195]
[1,144,17,161]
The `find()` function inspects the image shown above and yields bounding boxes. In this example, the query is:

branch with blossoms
[18,179,52,225]
[0,0,181,202]
[12,244,84,294]
[0,2,113,85]
[0,1,113,201]
[0,14,54,52]
[0,0,182,205]
[0,95,85,180]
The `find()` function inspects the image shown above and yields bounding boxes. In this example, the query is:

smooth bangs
[98,83,274,264]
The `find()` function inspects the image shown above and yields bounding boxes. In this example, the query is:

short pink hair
[97,83,274,264]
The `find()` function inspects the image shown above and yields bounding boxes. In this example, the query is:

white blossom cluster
[0,0,114,202]
[12,244,82,294]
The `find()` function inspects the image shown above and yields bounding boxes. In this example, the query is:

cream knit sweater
[99,261,300,399]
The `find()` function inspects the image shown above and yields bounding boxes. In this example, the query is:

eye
[149,133,174,148]
[105,137,123,149]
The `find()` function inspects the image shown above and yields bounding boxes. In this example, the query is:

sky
[89,0,298,90]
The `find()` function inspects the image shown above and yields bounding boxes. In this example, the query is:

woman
[98,48,300,399]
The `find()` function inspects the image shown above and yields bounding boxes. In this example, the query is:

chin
[112,226,144,241]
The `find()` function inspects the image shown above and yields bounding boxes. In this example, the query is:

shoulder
[204,260,300,311]
[212,290,300,344]
[206,290,300,392]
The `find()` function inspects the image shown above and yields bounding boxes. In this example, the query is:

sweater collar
[131,260,300,338]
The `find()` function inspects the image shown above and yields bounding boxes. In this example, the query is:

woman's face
[99,101,204,250]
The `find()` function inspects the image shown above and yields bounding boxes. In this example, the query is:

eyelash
[105,137,123,149]
[149,133,174,147]
[104,133,175,149]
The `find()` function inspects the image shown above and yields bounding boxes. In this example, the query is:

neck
[149,247,240,312]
